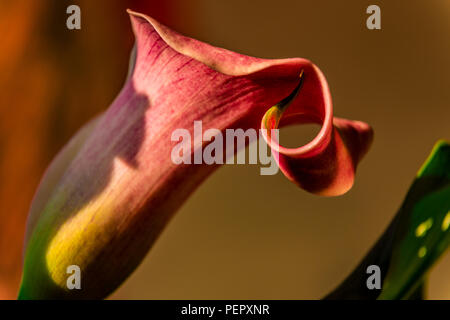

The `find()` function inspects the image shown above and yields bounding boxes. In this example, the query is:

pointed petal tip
[334,117,374,164]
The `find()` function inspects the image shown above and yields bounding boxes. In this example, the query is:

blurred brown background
[1,0,449,299]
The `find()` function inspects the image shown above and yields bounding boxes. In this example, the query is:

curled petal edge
[261,70,373,196]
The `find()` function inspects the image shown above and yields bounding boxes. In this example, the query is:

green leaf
[378,140,450,299]
[325,140,450,300]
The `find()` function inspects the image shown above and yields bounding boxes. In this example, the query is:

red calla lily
[19,10,373,299]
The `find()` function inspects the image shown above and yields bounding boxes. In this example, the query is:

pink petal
[20,11,373,299]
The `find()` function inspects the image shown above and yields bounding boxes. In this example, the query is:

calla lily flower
[19,10,373,299]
